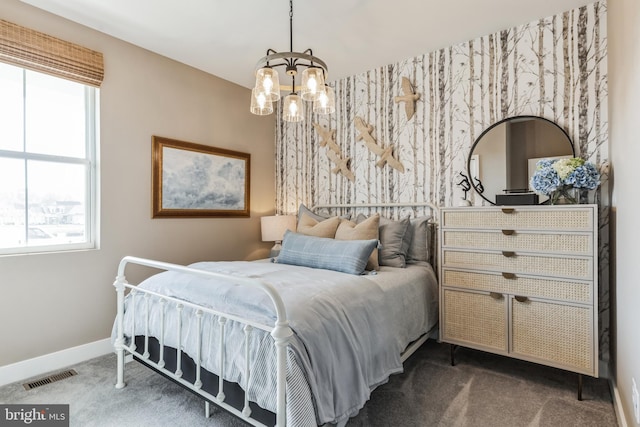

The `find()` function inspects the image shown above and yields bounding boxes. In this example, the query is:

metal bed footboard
[113,255,292,427]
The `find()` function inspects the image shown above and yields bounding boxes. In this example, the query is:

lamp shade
[260,215,297,242]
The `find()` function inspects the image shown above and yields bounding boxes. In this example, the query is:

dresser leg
[450,344,457,366]
[577,374,583,401]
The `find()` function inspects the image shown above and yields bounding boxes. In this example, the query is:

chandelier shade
[250,0,335,122]
[313,85,336,115]
[300,67,325,101]
[255,67,281,101]
[283,93,304,122]
[250,88,274,115]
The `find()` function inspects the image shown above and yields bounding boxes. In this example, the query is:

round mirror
[467,115,574,205]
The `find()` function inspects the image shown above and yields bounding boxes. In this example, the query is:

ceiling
[21,0,592,89]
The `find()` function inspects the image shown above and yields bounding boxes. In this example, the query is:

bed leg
[114,276,127,389]
[115,347,126,389]
[205,401,210,418]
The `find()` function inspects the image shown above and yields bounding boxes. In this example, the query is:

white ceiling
[21,0,592,89]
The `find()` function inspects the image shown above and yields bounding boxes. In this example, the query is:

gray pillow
[356,214,411,268]
[277,230,377,275]
[406,216,431,266]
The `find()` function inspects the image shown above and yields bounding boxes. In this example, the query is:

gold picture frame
[152,136,250,218]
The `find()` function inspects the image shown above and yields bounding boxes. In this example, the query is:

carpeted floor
[0,340,617,426]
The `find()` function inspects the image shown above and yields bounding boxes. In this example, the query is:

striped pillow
[277,231,378,275]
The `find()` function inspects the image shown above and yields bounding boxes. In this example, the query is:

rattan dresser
[439,205,598,382]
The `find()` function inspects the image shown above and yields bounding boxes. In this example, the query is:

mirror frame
[467,115,575,205]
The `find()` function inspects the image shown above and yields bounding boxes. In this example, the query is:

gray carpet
[0,340,617,426]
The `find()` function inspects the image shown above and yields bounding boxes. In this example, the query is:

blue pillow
[277,231,378,275]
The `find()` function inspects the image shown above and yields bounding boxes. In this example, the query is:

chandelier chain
[289,0,293,53]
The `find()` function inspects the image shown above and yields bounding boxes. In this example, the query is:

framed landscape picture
[152,136,250,218]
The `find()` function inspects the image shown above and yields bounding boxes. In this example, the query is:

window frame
[0,67,99,256]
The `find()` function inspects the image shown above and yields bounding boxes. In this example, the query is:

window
[0,62,98,254]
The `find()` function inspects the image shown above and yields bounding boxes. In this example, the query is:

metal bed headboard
[309,202,439,217]
[309,202,440,272]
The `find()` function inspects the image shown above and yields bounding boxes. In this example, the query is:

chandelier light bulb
[263,75,273,94]
[257,92,267,108]
[317,91,327,108]
[307,75,317,93]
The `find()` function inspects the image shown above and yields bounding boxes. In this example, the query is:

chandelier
[250,0,335,122]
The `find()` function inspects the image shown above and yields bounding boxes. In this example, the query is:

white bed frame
[113,202,439,427]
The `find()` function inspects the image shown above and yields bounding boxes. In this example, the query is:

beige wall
[0,1,276,366]
[609,0,640,425]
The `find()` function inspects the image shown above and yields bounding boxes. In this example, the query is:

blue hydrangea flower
[530,157,600,196]
[530,165,561,195]
[535,159,555,169]
[565,163,601,190]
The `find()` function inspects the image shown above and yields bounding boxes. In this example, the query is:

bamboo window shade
[0,19,103,87]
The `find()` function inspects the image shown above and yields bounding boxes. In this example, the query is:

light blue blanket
[117,261,435,425]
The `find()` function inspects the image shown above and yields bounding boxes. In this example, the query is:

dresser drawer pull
[501,272,516,279]
[501,208,515,214]
[502,251,516,258]
[489,292,504,300]
[514,295,529,303]
[501,229,515,235]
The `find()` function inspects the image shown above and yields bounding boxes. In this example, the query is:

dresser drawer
[511,297,594,373]
[442,289,507,352]
[442,269,592,304]
[441,208,593,231]
[442,250,592,280]
[442,230,592,255]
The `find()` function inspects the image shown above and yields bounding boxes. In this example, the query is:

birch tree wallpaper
[275,2,609,365]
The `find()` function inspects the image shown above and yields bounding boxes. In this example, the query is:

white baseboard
[610,378,630,427]
[0,338,113,388]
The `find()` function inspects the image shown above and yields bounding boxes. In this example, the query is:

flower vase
[549,186,579,204]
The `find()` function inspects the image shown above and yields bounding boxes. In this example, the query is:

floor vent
[23,369,78,390]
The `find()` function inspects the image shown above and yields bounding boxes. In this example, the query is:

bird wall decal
[354,117,405,173]
[394,77,420,121]
[313,123,355,182]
